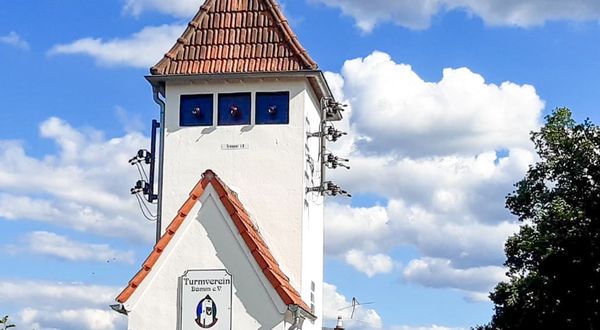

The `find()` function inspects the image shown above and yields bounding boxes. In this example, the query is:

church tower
[115,0,348,329]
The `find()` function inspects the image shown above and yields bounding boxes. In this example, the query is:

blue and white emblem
[195,295,218,328]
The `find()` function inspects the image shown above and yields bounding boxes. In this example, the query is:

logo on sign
[196,295,218,328]
[179,270,232,330]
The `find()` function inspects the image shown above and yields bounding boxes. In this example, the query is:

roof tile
[151,0,317,75]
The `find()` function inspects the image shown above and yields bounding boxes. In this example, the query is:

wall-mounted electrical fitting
[325,126,347,142]
[129,119,160,220]
[307,125,347,142]
[131,180,150,195]
[325,154,350,170]
[322,97,347,121]
[129,149,152,165]
[306,181,351,197]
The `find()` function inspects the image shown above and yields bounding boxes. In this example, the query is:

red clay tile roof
[116,170,311,313]
[151,0,318,75]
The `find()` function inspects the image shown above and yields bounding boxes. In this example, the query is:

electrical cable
[135,162,149,181]
[137,192,157,218]
[134,193,156,221]
[135,193,155,221]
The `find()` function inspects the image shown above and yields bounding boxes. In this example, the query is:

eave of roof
[116,170,312,315]
[145,70,343,121]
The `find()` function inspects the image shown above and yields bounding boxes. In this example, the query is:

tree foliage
[0,315,15,330]
[481,108,600,329]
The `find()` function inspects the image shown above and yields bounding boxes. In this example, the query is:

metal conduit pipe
[320,99,328,189]
[287,305,305,330]
[152,84,166,244]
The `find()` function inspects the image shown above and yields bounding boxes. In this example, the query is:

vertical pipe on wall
[152,84,166,243]
[319,98,327,189]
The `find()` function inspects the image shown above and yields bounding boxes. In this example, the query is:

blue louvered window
[218,93,251,126]
[180,94,214,127]
[256,92,290,125]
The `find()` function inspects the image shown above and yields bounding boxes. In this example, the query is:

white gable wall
[125,186,292,330]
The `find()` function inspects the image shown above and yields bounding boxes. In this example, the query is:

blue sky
[1,1,600,329]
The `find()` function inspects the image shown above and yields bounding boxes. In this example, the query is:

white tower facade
[156,76,327,320]
[115,1,345,329]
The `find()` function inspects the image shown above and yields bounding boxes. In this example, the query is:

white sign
[178,270,232,330]
[221,144,249,151]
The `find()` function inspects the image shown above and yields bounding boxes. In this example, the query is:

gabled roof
[116,170,311,313]
[151,0,318,75]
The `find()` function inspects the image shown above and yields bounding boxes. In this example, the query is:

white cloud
[402,257,506,297]
[339,51,543,157]
[123,0,203,17]
[48,24,185,68]
[344,250,395,277]
[325,202,517,292]
[115,106,144,134]
[312,0,600,31]
[0,117,155,242]
[18,307,125,330]
[321,51,542,299]
[390,326,465,330]
[0,280,120,308]
[0,31,29,49]
[311,0,439,31]
[323,282,383,330]
[447,0,600,27]
[0,280,126,330]
[7,231,135,264]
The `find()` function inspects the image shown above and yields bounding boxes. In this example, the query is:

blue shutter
[218,93,251,126]
[256,92,290,125]
[180,94,214,127]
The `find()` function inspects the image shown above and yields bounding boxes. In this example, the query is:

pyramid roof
[151,0,318,75]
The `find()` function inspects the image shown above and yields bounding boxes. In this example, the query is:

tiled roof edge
[115,169,311,314]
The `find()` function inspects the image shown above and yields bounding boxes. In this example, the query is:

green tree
[479,108,600,329]
[0,315,15,330]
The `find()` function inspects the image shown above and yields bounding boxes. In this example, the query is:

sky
[1,0,600,329]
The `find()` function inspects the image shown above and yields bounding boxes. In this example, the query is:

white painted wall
[301,88,324,330]
[158,77,325,329]
[125,186,293,330]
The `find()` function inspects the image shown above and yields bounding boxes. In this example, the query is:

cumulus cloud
[323,282,383,330]
[0,280,125,330]
[0,31,30,49]
[402,257,506,299]
[310,0,439,31]
[322,51,543,298]
[6,231,135,264]
[0,117,154,242]
[19,307,125,330]
[390,326,465,330]
[447,0,600,27]
[48,24,185,68]
[312,0,600,31]
[0,281,120,307]
[339,52,543,157]
[123,0,203,17]
[344,250,395,277]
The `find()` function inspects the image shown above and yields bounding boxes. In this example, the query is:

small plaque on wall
[178,270,232,330]
[221,144,249,151]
